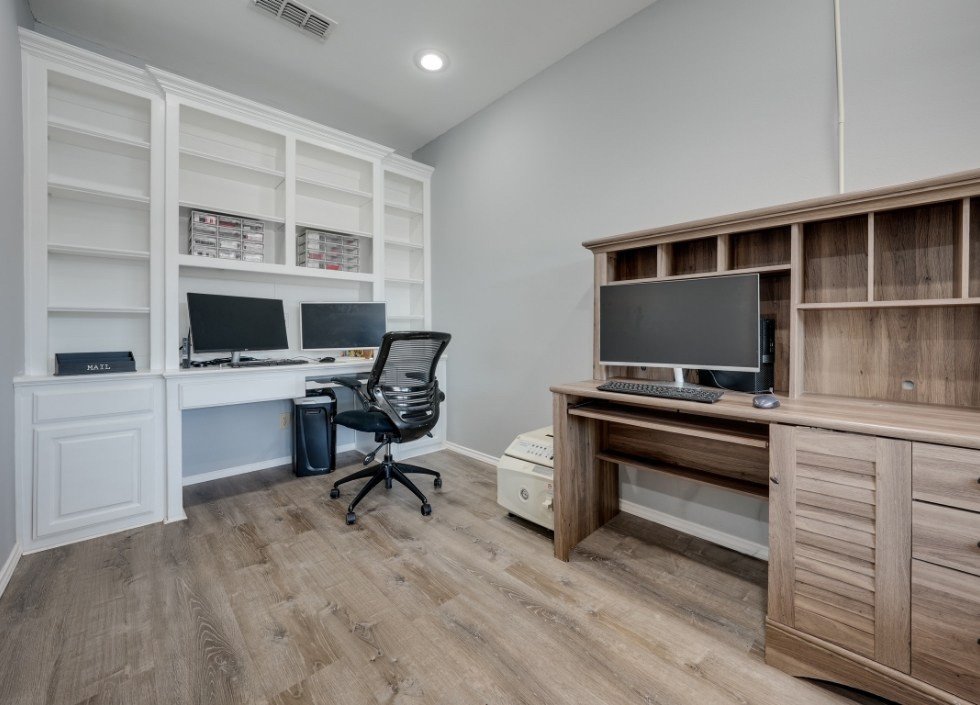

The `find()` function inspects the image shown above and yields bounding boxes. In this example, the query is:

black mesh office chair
[329,331,451,525]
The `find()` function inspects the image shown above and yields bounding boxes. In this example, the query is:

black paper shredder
[293,390,337,476]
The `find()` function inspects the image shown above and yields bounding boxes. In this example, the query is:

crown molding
[383,153,434,180]
[19,28,161,97]
[18,29,434,174]
[147,66,394,161]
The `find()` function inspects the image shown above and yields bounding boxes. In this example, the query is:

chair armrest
[330,376,371,409]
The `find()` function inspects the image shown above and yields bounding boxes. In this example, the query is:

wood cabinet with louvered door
[768,425,912,672]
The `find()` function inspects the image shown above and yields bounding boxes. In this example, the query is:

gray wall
[182,401,295,478]
[1,0,33,565]
[181,395,360,480]
[841,0,980,190]
[415,0,980,550]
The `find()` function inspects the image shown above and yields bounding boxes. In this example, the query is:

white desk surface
[163,358,374,380]
[14,359,374,387]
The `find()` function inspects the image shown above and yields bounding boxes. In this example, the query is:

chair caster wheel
[421,503,432,517]
[329,488,340,499]
[433,477,442,489]
[345,511,357,525]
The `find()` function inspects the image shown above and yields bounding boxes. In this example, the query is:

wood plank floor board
[266,658,381,705]
[429,534,768,705]
[0,450,890,705]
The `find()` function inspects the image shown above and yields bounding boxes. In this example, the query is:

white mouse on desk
[753,394,781,409]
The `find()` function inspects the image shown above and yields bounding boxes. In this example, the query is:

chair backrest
[367,331,451,442]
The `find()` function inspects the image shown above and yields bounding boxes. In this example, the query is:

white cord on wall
[834,0,846,193]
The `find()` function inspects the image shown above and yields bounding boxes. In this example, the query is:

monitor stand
[228,351,258,367]
[673,367,700,389]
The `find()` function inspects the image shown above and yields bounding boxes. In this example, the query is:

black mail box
[54,351,137,376]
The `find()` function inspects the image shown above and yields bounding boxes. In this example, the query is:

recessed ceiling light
[415,50,448,72]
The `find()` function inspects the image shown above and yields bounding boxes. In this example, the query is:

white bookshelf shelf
[297,177,373,206]
[48,119,150,158]
[296,221,373,239]
[48,305,151,315]
[47,243,150,261]
[178,200,285,224]
[180,148,286,187]
[385,239,423,250]
[385,202,423,216]
[48,179,150,207]
[177,254,374,283]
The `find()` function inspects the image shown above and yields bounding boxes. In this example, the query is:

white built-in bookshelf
[27,65,162,374]
[383,168,430,330]
[155,70,432,367]
[22,33,434,376]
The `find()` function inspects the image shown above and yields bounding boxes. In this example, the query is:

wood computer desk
[556,168,980,705]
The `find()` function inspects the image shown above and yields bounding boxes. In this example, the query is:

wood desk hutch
[552,169,980,705]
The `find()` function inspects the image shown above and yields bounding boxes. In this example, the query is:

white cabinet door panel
[35,415,155,538]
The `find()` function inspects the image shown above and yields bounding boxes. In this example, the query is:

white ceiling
[28,0,656,154]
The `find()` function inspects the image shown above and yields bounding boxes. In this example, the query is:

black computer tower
[293,391,337,476]
[700,317,776,393]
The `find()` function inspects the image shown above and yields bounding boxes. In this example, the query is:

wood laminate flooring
[0,450,891,705]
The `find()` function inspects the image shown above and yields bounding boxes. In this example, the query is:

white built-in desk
[164,359,383,521]
[14,357,447,552]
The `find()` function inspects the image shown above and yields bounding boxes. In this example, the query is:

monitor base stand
[228,351,259,367]
[668,367,708,389]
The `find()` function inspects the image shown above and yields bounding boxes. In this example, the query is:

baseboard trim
[0,542,22,600]
[182,455,293,486]
[392,440,445,462]
[180,442,364,487]
[619,499,769,560]
[443,441,498,466]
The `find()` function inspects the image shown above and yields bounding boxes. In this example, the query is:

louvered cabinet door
[768,425,912,672]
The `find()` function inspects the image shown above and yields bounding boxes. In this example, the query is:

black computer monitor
[187,293,288,359]
[300,302,387,350]
[599,273,760,375]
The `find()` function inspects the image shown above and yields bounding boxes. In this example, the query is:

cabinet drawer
[913,502,980,577]
[33,382,155,423]
[178,374,303,410]
[913,443,980,513]
[911,560,980,702]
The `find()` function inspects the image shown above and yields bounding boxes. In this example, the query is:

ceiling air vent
[253,0,336,40]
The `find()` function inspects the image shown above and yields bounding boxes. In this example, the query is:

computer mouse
[753,394,781,409]
[319,356,336,363]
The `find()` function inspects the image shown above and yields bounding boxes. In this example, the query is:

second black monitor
[301,302,387,350]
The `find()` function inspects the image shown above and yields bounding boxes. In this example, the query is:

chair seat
[335,409,396,433]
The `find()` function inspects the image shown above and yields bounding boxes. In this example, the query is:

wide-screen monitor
[599,274,760,372]
[300,302,387,350]
[187,293,288,353]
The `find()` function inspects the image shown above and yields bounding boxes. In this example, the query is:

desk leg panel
[553,393,620,561]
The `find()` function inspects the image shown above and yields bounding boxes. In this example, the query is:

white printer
[496,426,554,530]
